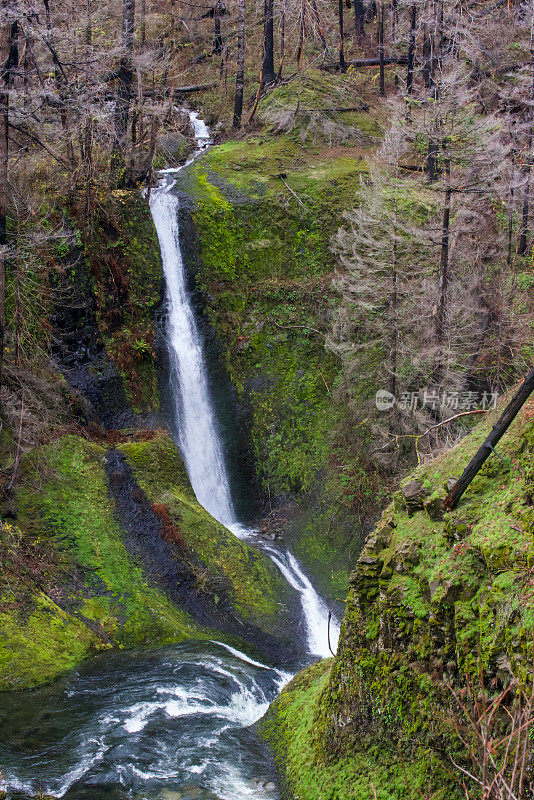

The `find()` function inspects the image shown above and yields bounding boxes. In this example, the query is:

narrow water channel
[0,111,339,800]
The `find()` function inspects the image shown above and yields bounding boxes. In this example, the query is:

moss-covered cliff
[260,395,534,799]
[173,73,389,599]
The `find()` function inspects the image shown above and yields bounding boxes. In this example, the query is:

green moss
[0,593,100,692]
[261,403,534,799]
[118,433,292,628]
[0,435,209,690]
[259,660,458,800]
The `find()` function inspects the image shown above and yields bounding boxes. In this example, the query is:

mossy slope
[118,432,294,629]
[260,396,534,799]
[0,431,293,691]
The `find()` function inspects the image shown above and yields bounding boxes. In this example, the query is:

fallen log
[444,366,534,511]
[173,82,218,93]
[324,56,408,70]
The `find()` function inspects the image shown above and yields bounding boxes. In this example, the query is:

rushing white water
[150,115,235,525]
[149,109,339,660]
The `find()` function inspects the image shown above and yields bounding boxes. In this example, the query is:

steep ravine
[0,112,341,800]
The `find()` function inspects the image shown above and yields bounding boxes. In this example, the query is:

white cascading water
[149,110,339,659]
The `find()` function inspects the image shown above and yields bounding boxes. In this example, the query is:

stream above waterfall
[0,110,339,800]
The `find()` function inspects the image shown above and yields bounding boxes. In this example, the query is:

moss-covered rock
[67,189,163,413]
[117,432,294,630]
[260,396,534,798]
[0,431,295,691]
[0,435,207,690]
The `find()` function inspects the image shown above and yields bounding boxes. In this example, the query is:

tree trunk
[425,130,439,181]
[444,367,534,511]
[43,0,76,167]
[110,0,136,186]
[389,196,398,398]
[140,0,146,48]
[406,3,416,93]
[278,0,286,77]
[213,0,223,54]
[310,0,331,59]
[338,0,345,70]
[233,0,245,127]
[0,8,16,408]
[85,0,92,46]
[518,59,534,255]
[261,0,275,86]
[353,0,365,37]
[433,160,451,383]
[390,0,397,42]
[378,1,385,96]
[422,24,433,89]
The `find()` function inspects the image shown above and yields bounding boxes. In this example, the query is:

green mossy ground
[0,431,293,691]
[118,433,293,628]
[260,399,534,799]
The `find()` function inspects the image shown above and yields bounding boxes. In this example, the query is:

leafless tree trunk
[278,0,286,76]
[110,0,136,187]
[0,3,16,408]
[353,0,365,37]
[434,159,451,382]
[140,0,146,48]
[518,61,534,255]
[213,0,223,54]
[310,0,331,59]
[378,1,385,96]
[43,0,76,167]
[233,0,245,127]
[422,24,433,89]
[262,0,275,85]
[389,196,398,398]
[338,0,345,70]
[406,3,416,93]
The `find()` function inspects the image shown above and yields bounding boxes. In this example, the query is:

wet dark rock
[156,131,190,165]
[401,480,429,515]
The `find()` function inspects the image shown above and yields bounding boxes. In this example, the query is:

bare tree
[233,0,245,126]
[110,0,136,187]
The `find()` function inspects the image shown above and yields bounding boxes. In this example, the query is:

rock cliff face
[260,396,534,799]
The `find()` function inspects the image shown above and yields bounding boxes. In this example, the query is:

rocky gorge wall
[259,396,534,799]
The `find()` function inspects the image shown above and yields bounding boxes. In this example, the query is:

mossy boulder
[156,131,191,166]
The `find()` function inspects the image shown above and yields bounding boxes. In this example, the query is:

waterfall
[149,110,339,658]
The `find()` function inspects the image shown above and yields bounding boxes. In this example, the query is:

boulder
[401,480,429,515]
[156,131,191,166]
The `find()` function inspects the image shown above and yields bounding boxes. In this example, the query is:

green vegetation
[259,660,456,800]
[118,432,293,627]
[262,400,534,798]
[175,99,384,598]
[1,435,207,690]
[76,189,163,411]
